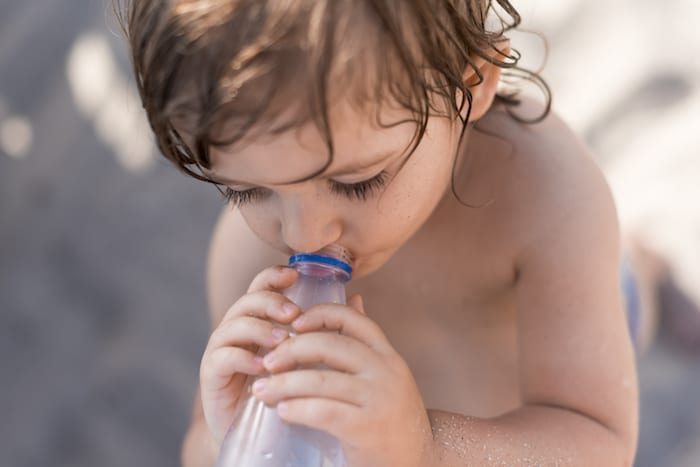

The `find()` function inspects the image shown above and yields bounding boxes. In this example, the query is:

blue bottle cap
[288,253,353,276]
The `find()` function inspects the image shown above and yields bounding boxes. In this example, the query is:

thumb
[347,294,366,315]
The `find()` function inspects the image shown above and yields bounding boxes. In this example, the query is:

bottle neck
[292,261,351,283]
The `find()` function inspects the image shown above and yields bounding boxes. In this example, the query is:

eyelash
[221,187,265,206]
[221,171,390,206]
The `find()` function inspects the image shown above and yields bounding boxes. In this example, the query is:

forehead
[207,101,418,185]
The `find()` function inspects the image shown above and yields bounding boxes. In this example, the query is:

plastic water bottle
[215,245,353,467]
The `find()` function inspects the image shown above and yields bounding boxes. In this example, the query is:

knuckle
[267,373,286,393]
[275,335,295,354]
[308,311,339,332]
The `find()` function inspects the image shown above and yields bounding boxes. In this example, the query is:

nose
[279,194,343,254]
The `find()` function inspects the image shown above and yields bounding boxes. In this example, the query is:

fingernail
[292,315,305,327]
[271,328,287,341]
[281,266,297,276]
[282,303,297,315]
[277,402,288,416]
[252,379,266,393]
[263,352,275,366]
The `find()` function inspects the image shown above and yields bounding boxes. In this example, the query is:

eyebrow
[208,150,397,186]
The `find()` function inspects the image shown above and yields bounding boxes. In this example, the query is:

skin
[182,55,639,466]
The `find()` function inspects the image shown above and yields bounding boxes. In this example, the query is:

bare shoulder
[475,98,619,256]
[206,207,287,327]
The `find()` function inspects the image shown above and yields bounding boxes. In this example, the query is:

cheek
[240,206,280,242]
[373,165,449,228]
[389,149,453,205]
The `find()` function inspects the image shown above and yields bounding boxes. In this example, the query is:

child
[117,0,639,465]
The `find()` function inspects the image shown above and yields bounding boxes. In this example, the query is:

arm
[426,115,638,465]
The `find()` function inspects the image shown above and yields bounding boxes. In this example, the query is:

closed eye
[221,170,390,206]
[221,186,267,206]
[328,171,389,201]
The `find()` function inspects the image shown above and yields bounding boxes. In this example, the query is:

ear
[460,40,510,122]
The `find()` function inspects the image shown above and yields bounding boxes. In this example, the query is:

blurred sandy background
[1,1,698,466]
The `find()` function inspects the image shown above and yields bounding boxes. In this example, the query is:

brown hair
[114,0,550,186]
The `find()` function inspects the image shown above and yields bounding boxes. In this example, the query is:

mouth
[315,244,354,267]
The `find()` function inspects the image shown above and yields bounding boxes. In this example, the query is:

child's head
[117,0,538,275]
[118,0,526,179]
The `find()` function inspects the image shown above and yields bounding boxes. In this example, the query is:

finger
[207,316,290,352]
[200,346,264,391]
[252,369,365,407]
[262,332,376,374]
[221,290,301,325]
[347,294,366,315]
[291,304,391,353]
[276,397,359,440]
[247,265,298,293]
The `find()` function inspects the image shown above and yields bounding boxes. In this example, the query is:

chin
[350,253,389,280]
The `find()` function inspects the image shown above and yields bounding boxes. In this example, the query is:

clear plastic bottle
[215,245,353,467]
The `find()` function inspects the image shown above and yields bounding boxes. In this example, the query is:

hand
[251,296,435,467]
[199,265,302,444]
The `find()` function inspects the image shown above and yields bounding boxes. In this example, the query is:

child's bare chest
[346,212,521,417]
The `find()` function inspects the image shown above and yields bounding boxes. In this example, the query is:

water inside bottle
[216,248,351,466]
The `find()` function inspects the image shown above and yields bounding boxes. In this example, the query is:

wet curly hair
[114,0,550,187]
